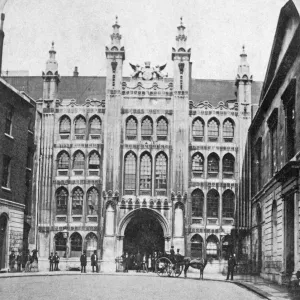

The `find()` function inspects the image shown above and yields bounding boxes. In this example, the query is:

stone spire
[176,17,187,50]
[110,15,122,47]
[237,45,251,80]
[45,41,58,74]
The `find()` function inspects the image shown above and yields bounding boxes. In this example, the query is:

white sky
[1,0,288,81]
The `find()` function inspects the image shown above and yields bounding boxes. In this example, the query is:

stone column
[174,206,183,237]
[105,204,115,236]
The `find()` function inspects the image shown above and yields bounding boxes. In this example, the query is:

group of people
[48,250,98,273]
[9,249,38,272]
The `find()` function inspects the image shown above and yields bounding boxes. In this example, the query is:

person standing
[24,249,31,272]
[80,250,87,273]
[91,250,98,273]
[54,252,60,271]
[142,254,148,273]
[170,246,175,262]
[226,254,237,280]
[9,250,16,272]
[136,251,142,273]
[48,252,55,271]
[16,251,22,272]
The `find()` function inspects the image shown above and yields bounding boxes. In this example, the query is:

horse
[183,257,208,280]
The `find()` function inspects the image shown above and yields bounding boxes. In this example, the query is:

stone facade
[238,0,300,285]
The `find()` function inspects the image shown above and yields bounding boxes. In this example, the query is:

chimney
[73,66,79,77]
[0,13,5,76]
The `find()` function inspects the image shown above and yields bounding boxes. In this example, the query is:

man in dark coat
[48,252,55,271]
[80,250,87,273]
[170,246,175,262]
[226,254,237,280]
[136,251,142,273]
[16,251,22,272]
[91,250,98,273]
[54,252,60,271]
[9,250,16,272]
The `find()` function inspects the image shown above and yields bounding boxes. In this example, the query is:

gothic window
[54,232,66,256]
[5,105,13,135]
[126,117,137,140]
[191,234,203,258]
[73,151,85,169]
[59,116,71,134]
[191,189,204,217]
[271,201,277,254]
[89,116,101,135]
[140,153,152,194]
[207,189,219,218]
[74,116,86,138]
[124,152,136,194]
[207,153,219,177]
[155,153,167,191]
[208,118,219,139]
[72,187,83,215]
[157,117,168,140]
[56,187,68,214]
[57,151,69,169]
[222,190,234,218]
[87,188,99,215]
[88,152,100,169]
[141,117,153,140]
[223,119,234,140]
[2,155,11,188]
[70,232,82,257]
[85,233,97,257]
[222,154,235,178]
[192,118,204,141]
[267,109,278,176]
[192,153,204,177]
[206,235,219,258]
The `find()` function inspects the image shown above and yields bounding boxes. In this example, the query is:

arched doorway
[0,214,8,270]
[123,209,165,269]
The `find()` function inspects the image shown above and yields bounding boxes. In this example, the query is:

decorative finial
[242,45,245,53]
[115,15,118,24]
[180,16,183,25]
[51,41,54,49]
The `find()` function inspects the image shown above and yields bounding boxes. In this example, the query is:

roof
[3,76,263,107]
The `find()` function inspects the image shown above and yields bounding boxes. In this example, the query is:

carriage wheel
[170,263,183,277]
[155,257,172,277]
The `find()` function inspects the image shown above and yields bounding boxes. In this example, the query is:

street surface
[0,274,264,300]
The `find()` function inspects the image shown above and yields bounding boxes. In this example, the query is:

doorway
[0,214,8,270]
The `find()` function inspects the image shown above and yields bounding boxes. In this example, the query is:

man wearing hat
[170,246,175,262]
[54,252,60,271]
[48,252,55,271]
[80,250,87,273]
[9,250,16,272]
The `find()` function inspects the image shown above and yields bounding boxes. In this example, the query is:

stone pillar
[105,204,115,236]
[174,206,183,236]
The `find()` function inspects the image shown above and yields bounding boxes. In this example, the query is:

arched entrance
[0,214,8,270]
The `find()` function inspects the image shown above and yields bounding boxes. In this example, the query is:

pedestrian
[121,252,129,273]
[170,246,175,262]
[48,252,55,271]
[54,252,60,271]
[142,254,148,273]
[80,250,87,273]
[24,249,31,272]
[148,254,152,272]
[136,251,142,273]
[16,251,22,272]
[9,250,16,272]
[226,253,237,280]
[91,250,98,273]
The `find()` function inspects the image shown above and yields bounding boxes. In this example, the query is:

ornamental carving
[129,62,167,80]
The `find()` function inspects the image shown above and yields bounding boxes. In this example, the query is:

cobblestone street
[0,274,264,300]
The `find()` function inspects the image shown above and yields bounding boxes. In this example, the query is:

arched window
[59,116,71,137]
[141,117,153,140]
[223,154,235,178]
[191,189,204,217]
[140,153,152,195]
[157,117,168,140]
[88,152,100,169]
[54,232,67,258]
[155,153,167,193]
[207,189,219,218]
[72,187,83,215]
[222,190,234,218]
[56,187,68,215]
[124,152,136,194]
[89,116,101,137]
[192,118,204,141]
[271,201,277,254]
[208,118,219,140]
[87,188,99,215]
[126,117,137,140]
[57,151,69,169]
[192,153,204,177]
[191,234,203,258]
[74,116,86,139]
[206,235,219,258]
[70,232,82,257]
[223,119,234,141]
[85,232,97,257]
[73,151,85,169]
[221,235,233,259]
[207,153,219,177]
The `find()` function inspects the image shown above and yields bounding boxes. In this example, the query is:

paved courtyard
[0,274,264,300]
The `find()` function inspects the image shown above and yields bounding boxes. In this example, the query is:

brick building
[237,0,300,285]
[4,18,262,271]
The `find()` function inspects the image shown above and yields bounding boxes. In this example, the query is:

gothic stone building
[5,19,262,271]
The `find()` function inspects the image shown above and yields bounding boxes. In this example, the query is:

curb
[233,281,270,300]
